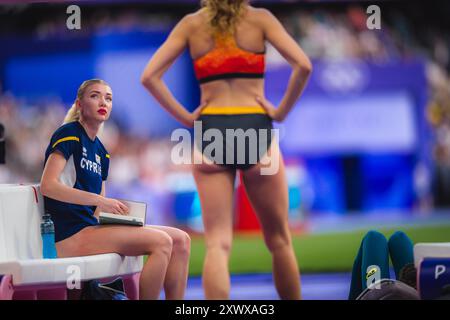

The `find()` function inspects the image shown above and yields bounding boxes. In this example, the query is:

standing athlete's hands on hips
[97,197,129,215]
[183,100,208,128]
[255,96,285,122]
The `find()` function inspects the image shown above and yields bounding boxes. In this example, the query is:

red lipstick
[98,108,107,115]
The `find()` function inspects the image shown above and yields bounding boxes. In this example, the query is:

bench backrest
[0,184,43,261]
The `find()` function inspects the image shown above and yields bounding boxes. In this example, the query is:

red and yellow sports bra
[193,34,265,84]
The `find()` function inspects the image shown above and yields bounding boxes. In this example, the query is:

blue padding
[419,258,450,300]
[173,191,196,223]
[361,154,414,210]
[305,157,346,214]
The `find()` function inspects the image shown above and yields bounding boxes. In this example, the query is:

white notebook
[99,200,147,227]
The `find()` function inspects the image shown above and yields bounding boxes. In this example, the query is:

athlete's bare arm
[93,181,106,219]
[40,151,128,215]
[141,14,207,127]
[256,9,312,121]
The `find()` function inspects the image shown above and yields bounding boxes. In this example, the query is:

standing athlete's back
[184,7,268,107]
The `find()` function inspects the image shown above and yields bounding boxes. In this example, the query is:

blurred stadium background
[1,0,450,299]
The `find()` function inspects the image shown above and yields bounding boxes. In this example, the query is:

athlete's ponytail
[202,0,247,35]
[63,79,110,124]
[63,103,81,124]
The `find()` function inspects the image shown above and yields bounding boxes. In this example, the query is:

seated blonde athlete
[40,79,190,300]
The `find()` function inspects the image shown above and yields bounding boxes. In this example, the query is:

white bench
[414,243,450,268]
[0,184,143,300]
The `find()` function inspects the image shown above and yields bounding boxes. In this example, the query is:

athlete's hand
[255,96,285,122]
[97,197,129,215]
[184,100,208,127]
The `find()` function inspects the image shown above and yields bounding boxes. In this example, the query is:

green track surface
[185,225,450,276]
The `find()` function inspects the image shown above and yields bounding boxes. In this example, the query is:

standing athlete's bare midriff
[199,78,265,110]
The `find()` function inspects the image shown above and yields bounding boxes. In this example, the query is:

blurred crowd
[1,3,450,210]
[282,8,411,63]
[426,64,450,207]
[3,4,447,69]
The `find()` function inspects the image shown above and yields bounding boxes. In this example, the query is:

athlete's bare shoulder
[180,8,208,28]
[243,6,277,28]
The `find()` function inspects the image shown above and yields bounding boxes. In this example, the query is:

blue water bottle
[41,212,57,259]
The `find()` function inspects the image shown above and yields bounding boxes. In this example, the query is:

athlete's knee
[171,230,191,257]
[388,230,413,251]
[388,230,410,244]
[205,237,232,255]
[264,228,291,252]
[150,232,173,259]
[364,230,387,244]
[361,230,388,254]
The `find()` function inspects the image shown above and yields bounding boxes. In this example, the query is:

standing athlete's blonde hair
[63,79,110,124]
[201,0,247,35]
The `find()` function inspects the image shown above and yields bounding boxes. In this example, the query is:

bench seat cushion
[0,253,143,286]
